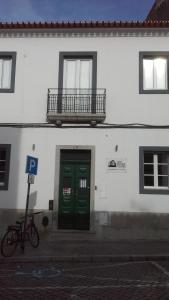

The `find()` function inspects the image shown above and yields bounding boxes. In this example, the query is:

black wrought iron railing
[47,89,106,115]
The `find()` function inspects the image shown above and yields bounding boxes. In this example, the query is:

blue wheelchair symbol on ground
[26,156,38,175]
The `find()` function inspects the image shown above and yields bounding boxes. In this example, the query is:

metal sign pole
[23,155,38,252]
[21,174,31,252]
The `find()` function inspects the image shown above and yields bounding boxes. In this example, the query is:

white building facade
[1,21,169,238]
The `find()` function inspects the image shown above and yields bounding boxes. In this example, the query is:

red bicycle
[1,211,41,257]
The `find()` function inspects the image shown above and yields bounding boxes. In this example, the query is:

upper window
[63,58,92,94]
[139,52,169,94]
[0,145,11,190]
[139,147,169,194]
[59,52,97,91]
[0,52,16,93]
[58,52,97,113]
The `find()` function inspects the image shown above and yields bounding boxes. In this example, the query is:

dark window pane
[144,153,153,163]
[144,164,154,174]
[158,153,168,163]
[158,165,168,175]
[0,145,10,190]
[158,176,168,187]
[0,150,6,160]
[144,175,154,186]
[0,161,5,171]
[0,173,5,185]
[63,177,71,188]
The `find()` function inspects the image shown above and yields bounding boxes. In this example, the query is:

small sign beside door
[63,187,71,195]
[107,158,127,172]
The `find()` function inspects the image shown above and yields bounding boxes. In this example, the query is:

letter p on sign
[26,156,38,175]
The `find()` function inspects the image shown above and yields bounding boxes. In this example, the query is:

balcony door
[63,59,92,112]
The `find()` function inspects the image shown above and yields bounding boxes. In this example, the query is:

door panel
[58,163,75,229]
[75,163,90,229]
[58,160,90,230]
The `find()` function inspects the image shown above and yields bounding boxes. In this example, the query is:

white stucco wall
[1,30,169,218]
[0,34,169,124]
[1,127,169,214]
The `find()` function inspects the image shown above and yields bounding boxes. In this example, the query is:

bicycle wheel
[1,229,18,257]
[28,225,39,248]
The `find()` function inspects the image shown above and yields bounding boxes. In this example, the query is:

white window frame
[140,147,169,194]
[144,153,169,190]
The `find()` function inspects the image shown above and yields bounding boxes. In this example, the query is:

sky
[0,0,155,22]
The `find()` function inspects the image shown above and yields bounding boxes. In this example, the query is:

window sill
[139,89,169,94]
[0,89,14,93]
[140,188,169,195]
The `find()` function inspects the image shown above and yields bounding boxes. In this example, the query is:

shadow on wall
[0,127,22,234]
[29,191,37,209]
[130,198,152,212]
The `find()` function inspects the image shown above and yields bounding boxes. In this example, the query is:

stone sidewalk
[1,231,169,262]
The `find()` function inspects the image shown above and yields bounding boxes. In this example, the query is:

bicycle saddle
[16,221,23,225]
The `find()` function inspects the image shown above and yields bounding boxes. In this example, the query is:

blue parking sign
[26,156,38,175]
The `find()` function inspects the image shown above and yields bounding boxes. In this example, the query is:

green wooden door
[58,160,90,230]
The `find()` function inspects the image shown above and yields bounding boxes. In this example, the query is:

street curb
[1,254,169,263]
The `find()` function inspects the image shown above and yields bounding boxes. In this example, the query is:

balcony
[47,88,106,124]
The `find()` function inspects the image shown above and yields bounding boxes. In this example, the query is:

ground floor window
[139,147,169,194]
[0,144,11,190]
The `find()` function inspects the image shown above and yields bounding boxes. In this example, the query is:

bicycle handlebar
[20,211,43,220]
[30,211,43,215]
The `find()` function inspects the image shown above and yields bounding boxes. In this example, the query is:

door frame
[54,145,95,231]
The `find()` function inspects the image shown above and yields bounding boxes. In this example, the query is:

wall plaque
[107,158,127,172]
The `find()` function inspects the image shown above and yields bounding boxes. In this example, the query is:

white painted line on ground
[151,261,169,278]
[66,273,160,284]
[0,284,169,290]
[0,269,17,272]
[64,260,151,272]
[70,294,81,299]
[0,275,16,278]
[0,272,161,285]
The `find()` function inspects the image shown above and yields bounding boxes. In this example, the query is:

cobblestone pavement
[1,260,169,299]
[2,239,169,261]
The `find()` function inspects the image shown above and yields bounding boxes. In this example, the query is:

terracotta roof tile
[0,21,169,30]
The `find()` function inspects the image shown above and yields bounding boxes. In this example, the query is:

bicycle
[0,211,41,257]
